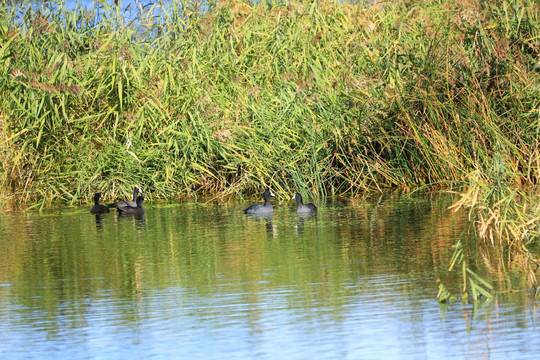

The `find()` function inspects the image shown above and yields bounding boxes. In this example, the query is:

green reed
[0,0,539,207]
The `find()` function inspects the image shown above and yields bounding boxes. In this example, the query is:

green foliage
[442,239,493,303]
[436,280,456,304]
[0,0,539,205]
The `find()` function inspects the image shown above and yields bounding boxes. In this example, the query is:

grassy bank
[1,0,538,204]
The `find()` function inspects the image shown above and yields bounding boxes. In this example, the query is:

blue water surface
[0,195,539,360]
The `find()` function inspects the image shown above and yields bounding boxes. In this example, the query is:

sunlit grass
[2,0,538,204]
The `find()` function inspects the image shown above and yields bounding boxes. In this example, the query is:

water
[0,194,539,359]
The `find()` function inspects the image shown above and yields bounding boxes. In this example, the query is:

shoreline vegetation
[1,0,539,299]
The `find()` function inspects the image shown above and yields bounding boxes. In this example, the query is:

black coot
[292,193,317,214]
[243,189,275,215]
[90,193,110,214]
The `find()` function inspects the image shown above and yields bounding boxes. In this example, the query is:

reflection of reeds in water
[0,196,471,313]
[2,0,539,299]
[445,172,540,301]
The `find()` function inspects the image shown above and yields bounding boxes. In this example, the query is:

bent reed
[1,1,539,296]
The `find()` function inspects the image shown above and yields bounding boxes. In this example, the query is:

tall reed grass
[444,171,540,301]
[1,0,537,205]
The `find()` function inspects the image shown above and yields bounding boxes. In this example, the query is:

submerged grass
[1,0,540,295]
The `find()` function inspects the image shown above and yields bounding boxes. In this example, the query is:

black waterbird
[117,195,145,216]
[108,186,142,210]
[90,193,110,214]
[243,188,275,215]
[292,193,317,214]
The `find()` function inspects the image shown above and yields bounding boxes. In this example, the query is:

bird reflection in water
[294,212,316,235]
[119,211,146,230]
[245,213,276,238]
[94,213,105,230]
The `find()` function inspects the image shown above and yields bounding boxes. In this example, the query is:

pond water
[0,194,539,359]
